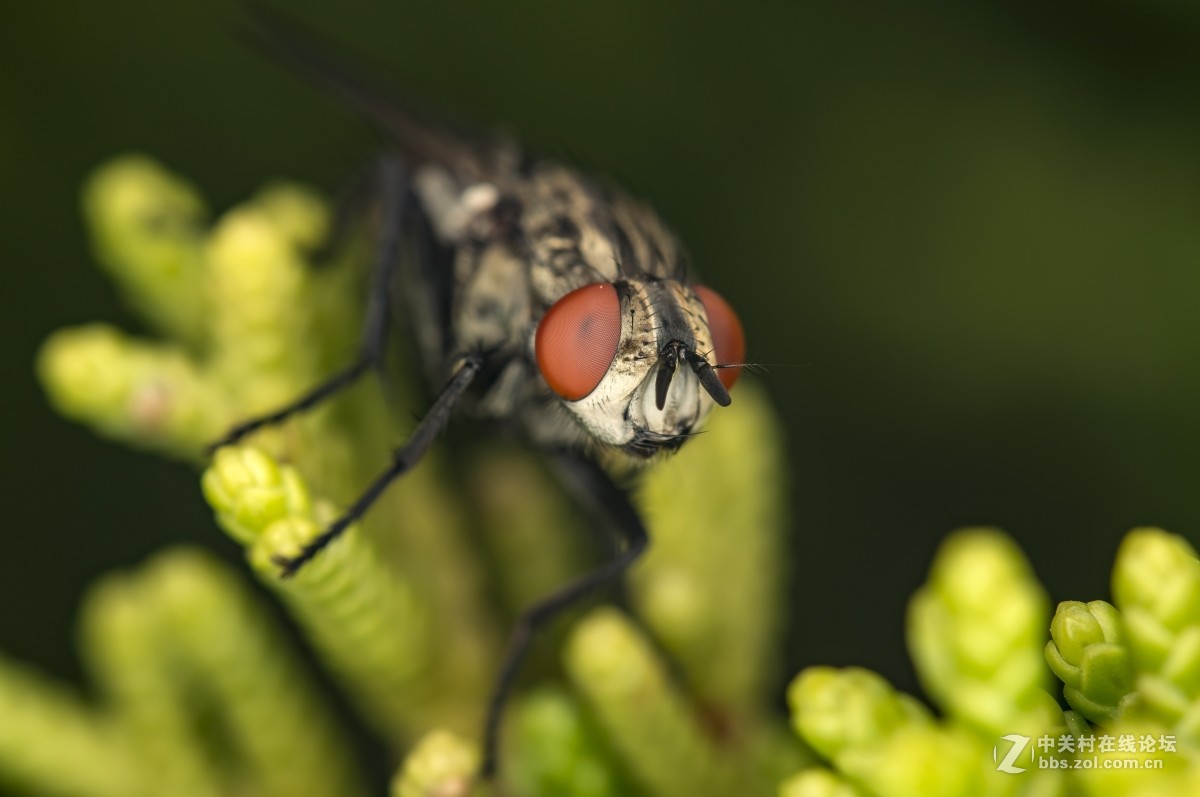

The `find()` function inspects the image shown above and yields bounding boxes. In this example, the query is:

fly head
[535,276,745,458]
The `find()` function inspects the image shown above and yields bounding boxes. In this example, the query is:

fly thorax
[454,245,531,352]
[412,165,500,242]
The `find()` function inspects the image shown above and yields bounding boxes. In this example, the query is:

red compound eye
[536,283,622,400]
[693,285,745,391]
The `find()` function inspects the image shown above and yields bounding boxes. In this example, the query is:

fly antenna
[683,348,731,407]
[655,345,679,410]
[721,360,806,374]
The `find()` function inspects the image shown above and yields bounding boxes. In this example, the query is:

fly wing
[243,4,485,178]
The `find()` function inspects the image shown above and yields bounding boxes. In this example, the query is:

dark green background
[4,0,1200,714]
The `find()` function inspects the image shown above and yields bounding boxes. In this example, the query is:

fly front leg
[481,452,650,777]
[274,352,483,576]
[207,154,409,452]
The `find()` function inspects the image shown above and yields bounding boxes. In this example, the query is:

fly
[211,9,747,777]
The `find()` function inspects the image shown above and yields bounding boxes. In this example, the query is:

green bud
[1136,675,1190,725]
[0,653,139,797]
[1111,528,1200,737]
[787,667,929,765]
[81,548,367,797]
[778,768,866,797]
[1120,607,1174,675]
[37,324,217,456]
[567,607,742,797]
[506,688,631,797]
[391,731,483,797]
[1112,529,1200,635]
[205,203,318,407]
[143,550,368,797]
[1046,601,1133,723]
[82,155,208,344]
[1163,628,1200,701]
[907,529,1050,736]
[205,447,439,742]
[853,725,981,797]
[201,446,310,544]
[1135,628,1200,730]
[467,449,585,617]
[785,667,998,797]
[1062,709,1092,741]
[252,182,331,252]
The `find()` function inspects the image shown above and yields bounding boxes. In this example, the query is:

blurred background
[4,0,1200,718]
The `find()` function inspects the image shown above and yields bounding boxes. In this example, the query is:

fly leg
[481,452,650,777]
[206,154,408,452]
[274,352,483,576]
